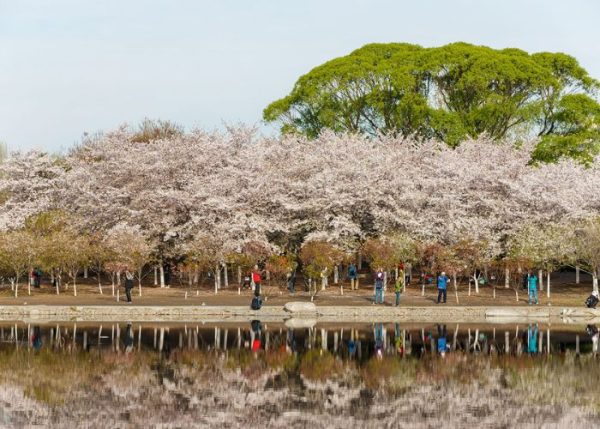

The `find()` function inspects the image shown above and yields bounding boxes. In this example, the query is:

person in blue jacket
[437,272,449,304]
[528,272,539,305]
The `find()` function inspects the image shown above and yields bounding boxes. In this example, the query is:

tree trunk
[474,271,479,294]
[223,263,228,288]
[538,269,544,292]
[13,279,18,298]
[593,270,598,294]
[98,268,103,294]
[334,265,339,284]
[111,272,115,296]
[116,271,121,287]
[159,265,165,288]
[358,251,362,270]
[237,266,242,285]
[73,275,77,297]
[84,266,88,279]
[56,272,60,295]
[547,271,551,299]
[453,273,459,304]
[505,268,510,289]
[576,265,580,284]
[154,266,158,286]
[214,265,219,294]
[138,268,143,297]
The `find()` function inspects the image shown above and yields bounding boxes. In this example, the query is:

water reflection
[1,321,596,359]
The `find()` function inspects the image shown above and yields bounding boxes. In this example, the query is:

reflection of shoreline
[1,304,599,324]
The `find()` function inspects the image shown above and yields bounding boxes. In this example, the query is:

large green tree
[264,42,599,162]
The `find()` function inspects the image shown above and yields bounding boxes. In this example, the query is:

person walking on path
[374,270,384,305]
[395,270,405,307]
[527,272,539,305]
[124,269,134,303]
[348,263,358,290]
[437,272,449,304]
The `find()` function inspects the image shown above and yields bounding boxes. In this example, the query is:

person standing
[437,272,449,304]
[287,268,296,294]
[124,269,134,303]
[348,263,358,290]
[374,270,384,305]
[528,272,539,305]
[251,265,262,297]
[395,270,404,307]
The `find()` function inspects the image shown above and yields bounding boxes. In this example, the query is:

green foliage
[299,349,343,381]
[298,241,343,280]
[265,42,600,163]
[130,118,184,143]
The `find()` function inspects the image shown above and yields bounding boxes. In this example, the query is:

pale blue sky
[1,0,599,152]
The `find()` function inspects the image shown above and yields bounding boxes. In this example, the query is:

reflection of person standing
[437,272,449,304]
[527,324,538,353]
[124,270,134,303]
[437,324,448,356]
[124,323,134,353]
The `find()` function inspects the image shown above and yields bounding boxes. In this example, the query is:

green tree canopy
[264,42,599,162]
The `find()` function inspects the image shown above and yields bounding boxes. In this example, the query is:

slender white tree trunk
[334,265,339,284]
[576,265,580,284]
[453,273,459,304]
[593,271,598,294]
[237,266,242,285]
[159,265,165,288]
[13,279,18,298]
[223,263,228,288]
[474,272,479,294]
[154,266,158,285]
[214,265,219,294]
[116,271,121,287]
[98,270,103,295]
[547,271,551,299]
[84,266,88,279]
[73,276,77,297]
[138,269,143,297]
[358,251,362,270]
[538,269,544,292]
[505,268,510,289]
[111,272,115,296]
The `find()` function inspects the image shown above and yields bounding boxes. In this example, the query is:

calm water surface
[0,321,599,428]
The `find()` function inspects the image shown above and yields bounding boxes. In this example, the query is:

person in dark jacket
[124,269,134,303]
[348,263,358,290]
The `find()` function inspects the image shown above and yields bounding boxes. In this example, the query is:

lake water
[0,321,599,428]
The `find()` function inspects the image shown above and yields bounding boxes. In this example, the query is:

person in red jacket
[252,265,262,297]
